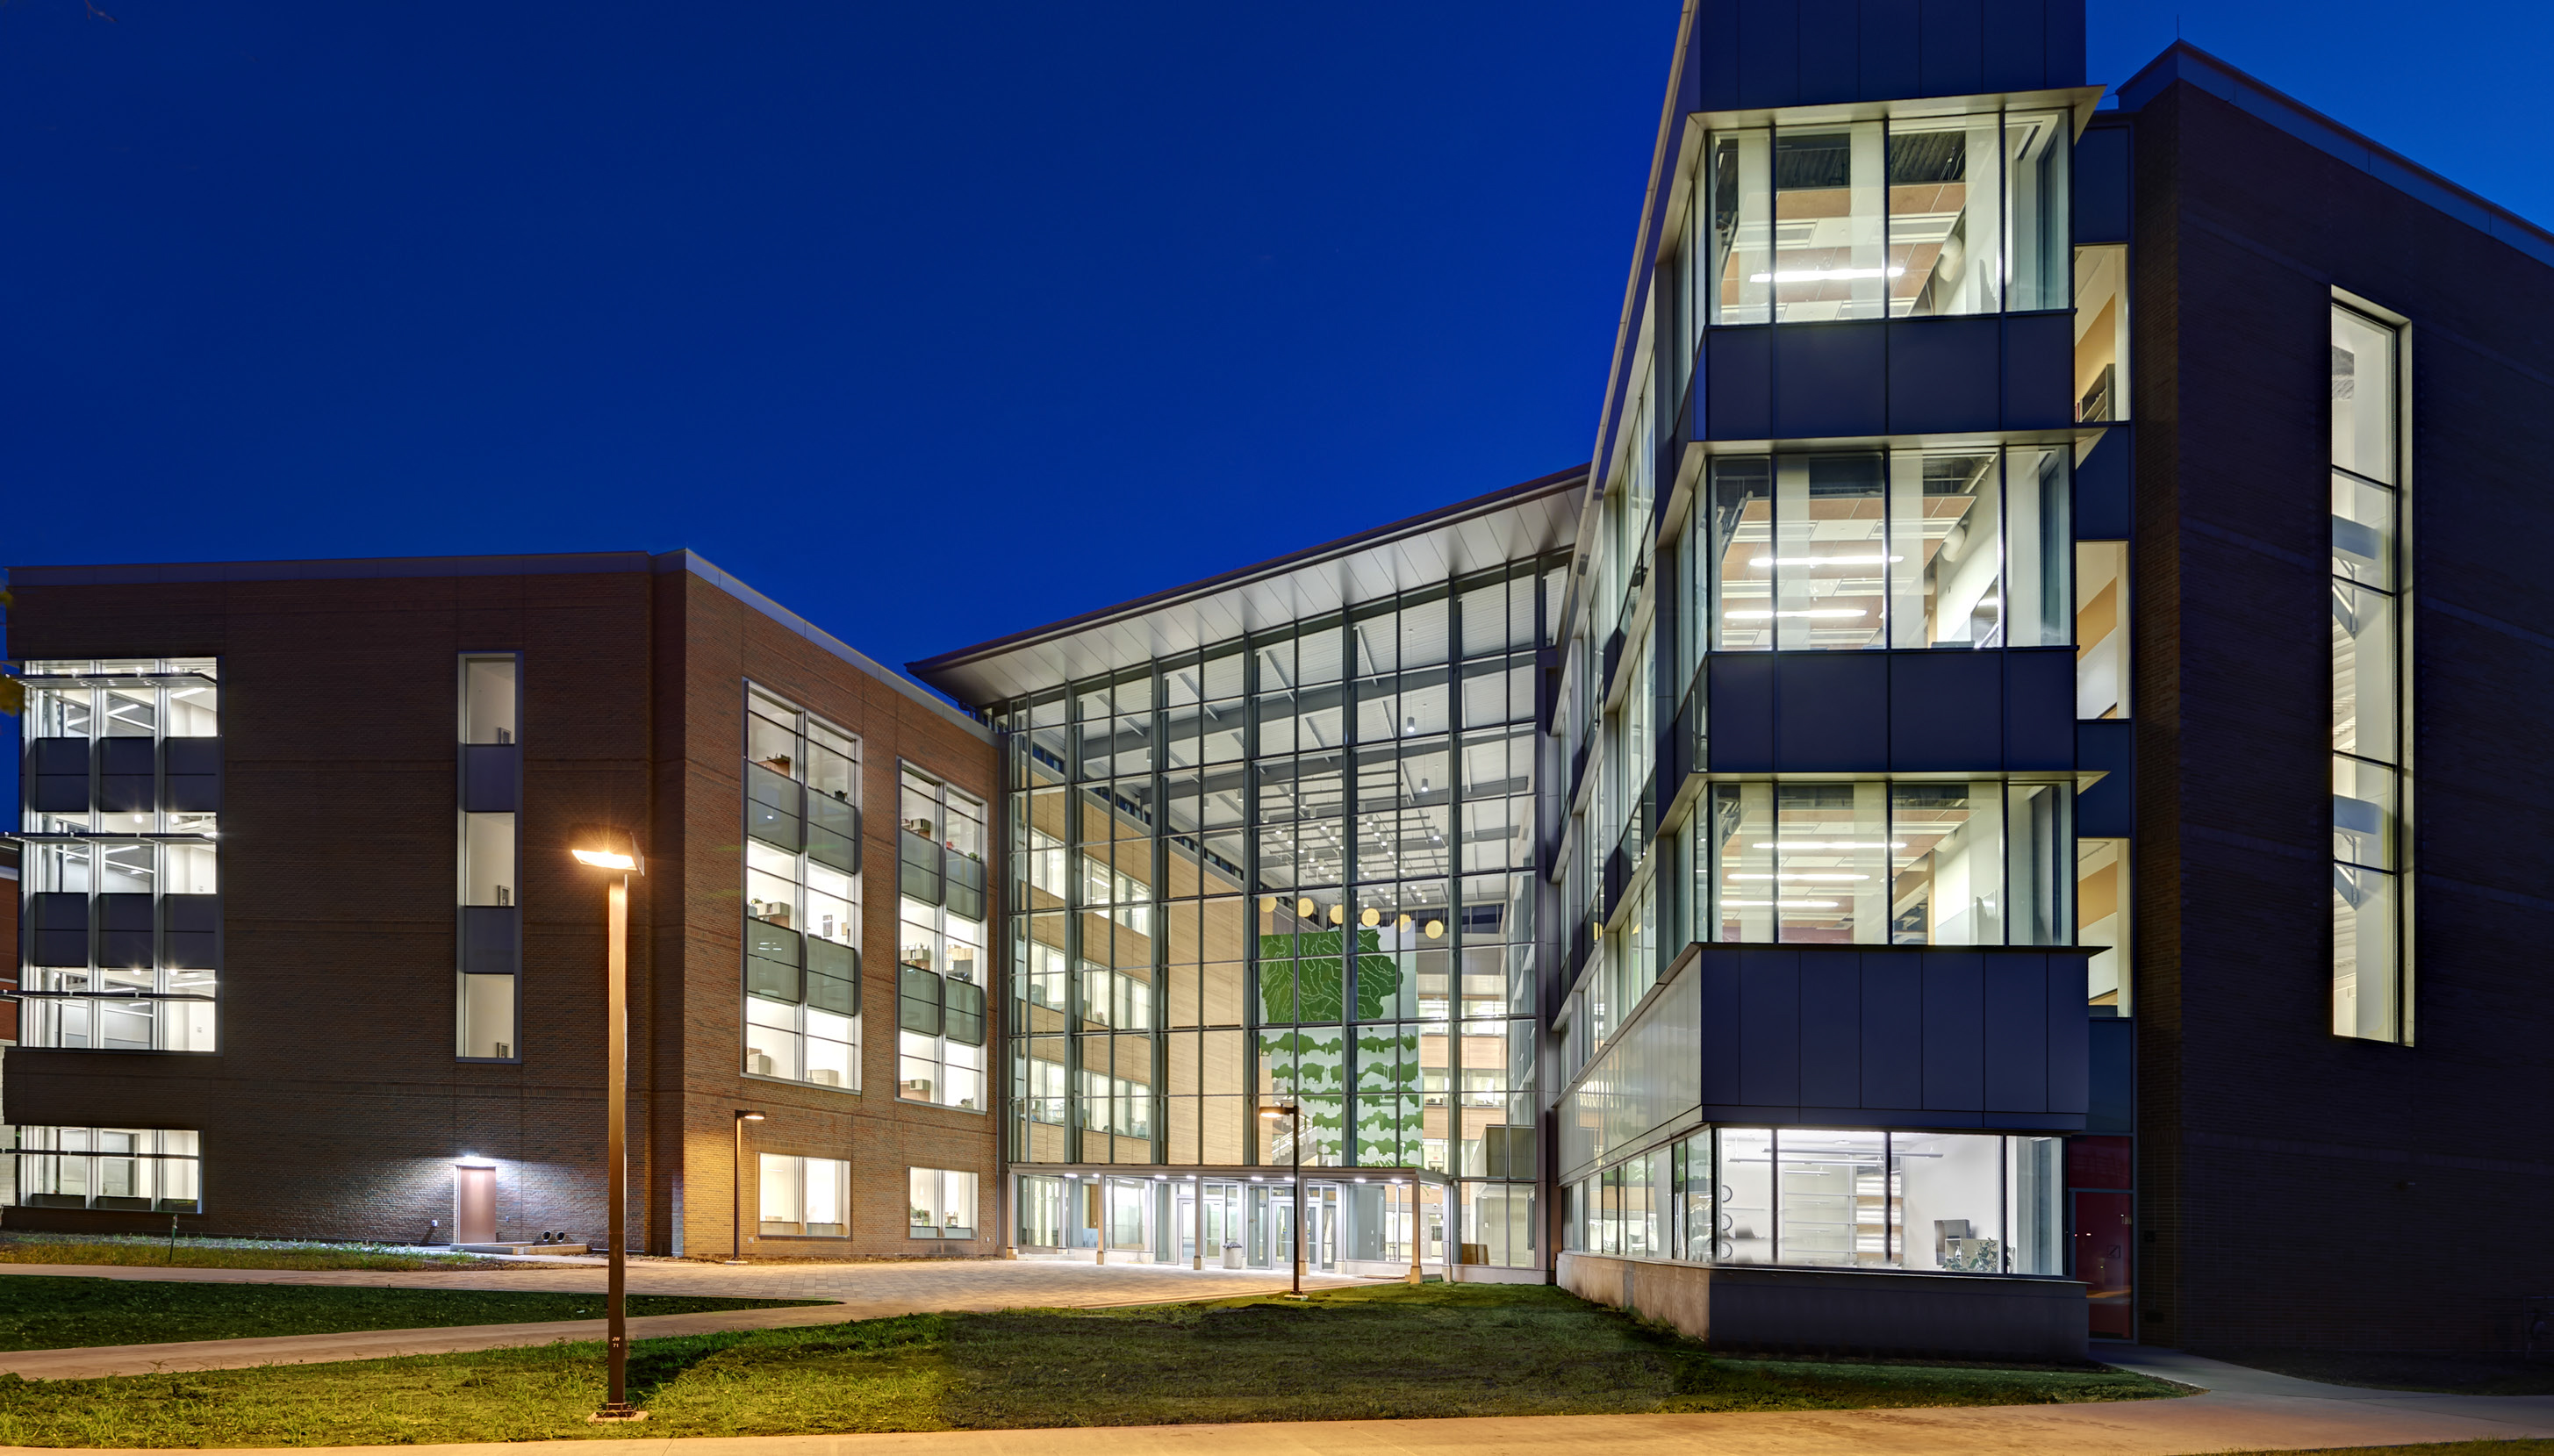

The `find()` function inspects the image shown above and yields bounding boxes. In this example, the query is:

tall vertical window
[898,765,989,1110]
[457,655,520,1059]
[2330,300,2409,1043]
[743,688,863,1088]
[15,658,221,1051]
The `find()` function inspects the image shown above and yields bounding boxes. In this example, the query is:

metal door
[454,1165,496,1244]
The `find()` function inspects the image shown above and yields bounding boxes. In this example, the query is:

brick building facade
[2,552,998,1258]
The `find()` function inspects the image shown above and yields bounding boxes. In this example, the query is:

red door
[2075,1190,2133,1338]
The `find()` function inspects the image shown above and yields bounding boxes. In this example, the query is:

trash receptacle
[1222,1242,1243,1269]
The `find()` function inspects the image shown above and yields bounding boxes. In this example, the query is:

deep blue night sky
[4,0,2548,804]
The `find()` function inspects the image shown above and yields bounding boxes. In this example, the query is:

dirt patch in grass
[0,1276,822,1351]
[0,1280,2185,1447]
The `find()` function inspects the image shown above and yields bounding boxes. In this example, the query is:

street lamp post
[1257,1102,1304,1298]
[730,1110,765,1264]
[572,828,646,1424]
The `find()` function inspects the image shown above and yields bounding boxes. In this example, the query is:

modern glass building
[14,0,2554,1360]
[911,477,1577,1278]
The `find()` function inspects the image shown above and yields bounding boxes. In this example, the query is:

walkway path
[0,1259,1364,1381]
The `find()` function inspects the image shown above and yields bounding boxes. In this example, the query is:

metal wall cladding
[1696,944,2089,1130]
[1698,316,2082,443]
[1689,0,2087,114]
[1704,647,2076,774]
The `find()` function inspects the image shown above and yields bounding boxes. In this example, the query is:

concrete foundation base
[1557,1252,2087,1362]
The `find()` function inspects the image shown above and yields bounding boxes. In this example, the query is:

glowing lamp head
[568,825,644,875]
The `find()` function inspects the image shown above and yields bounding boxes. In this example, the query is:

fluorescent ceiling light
[1727,873,1871,881]
[1748,266,1908,283]
[1750,554,1904,568]
[1755,841,1906,850]
[1725,609,1869,620]
[1724,899,1842,907]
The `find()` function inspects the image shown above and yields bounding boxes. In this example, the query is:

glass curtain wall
[1565,1126,2063,1274]
[16,658,222,1051]
[1704,448,2070,654]
[999,556,1564,1266]
[2330,301,2410,1043]
[742,686,863,1089]
[1693,110,2068,329]
[1700,778,2070,946]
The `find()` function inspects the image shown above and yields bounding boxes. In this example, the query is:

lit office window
[1565,1126,2062,1275]
[457,654,520,1060]
[2330,300,2410,1044]
[757,1153,849,1237]
[3,1126,201,1213]
[908,1166,979,1238]
[897,766,988,1110]
[1693,111,2070,330]
[1704,448,2069,653]
[14,658,222,1052]
[742,687,863,1088]
[1703,778,2071,947]
[2077,838,2131,1015]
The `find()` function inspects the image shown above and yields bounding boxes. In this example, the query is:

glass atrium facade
[992,556,1567,1270]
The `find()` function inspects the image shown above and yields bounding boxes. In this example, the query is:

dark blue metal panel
[2075,718,2135,837]
[2002,311,2077,428]
[1697,0,1744,111]
[1701,948,1747,1105]
[2004,648,2077,770]
[1776,651,1888,769]
[1707,655,1777,771]
[1706,327,1775,441]
[1889,650,2001,770]
[1738,0,1804,110]
[2047,951,2091,1114]
[1980,0,2046,94]
[1797,0,1860,105]
[1981,953,2048,1111]
[2043,0,2084,85]
[1739,948,1803,1107]
[1887,316,2002,434]
[1860,950,1924,1107]
[1916,0,1985,98]
[2074,427,2132,537]
[1857,0,1921,102]
[2073,124,2132,244]
[2084,1015,2131,1132]
[1774,321,1888,440]
[1797,950,1862,1106]
[1920,950,1985,1110]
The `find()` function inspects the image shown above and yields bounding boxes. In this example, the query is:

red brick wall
[652,567,1001,1259]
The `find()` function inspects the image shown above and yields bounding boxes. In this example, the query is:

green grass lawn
[0,1281,2185,1448]
[0,1277,821,1351]
[0,1235,499,1272]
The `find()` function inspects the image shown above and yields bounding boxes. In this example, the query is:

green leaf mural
[1259,928,1400,1024]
